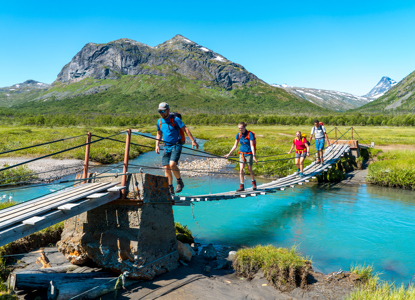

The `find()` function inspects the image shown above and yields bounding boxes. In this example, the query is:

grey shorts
[162,145,182,166]
[295,152,307,159]
[239,154,254,166]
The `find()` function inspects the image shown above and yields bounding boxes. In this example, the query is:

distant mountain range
[271,76,397,112]
[0,35,402,114]
[0,80,50,107]
[356,72,415,113]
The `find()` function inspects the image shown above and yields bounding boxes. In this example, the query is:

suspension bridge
[0,127,364,247]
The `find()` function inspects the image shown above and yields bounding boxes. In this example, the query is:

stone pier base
[57,173,179,280]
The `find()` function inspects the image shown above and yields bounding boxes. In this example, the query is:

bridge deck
[0,182,125,247]
[173,144,350,205]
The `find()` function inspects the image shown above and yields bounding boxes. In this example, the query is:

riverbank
[0,158,86,180]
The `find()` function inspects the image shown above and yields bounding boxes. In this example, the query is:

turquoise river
[1,139,414,285]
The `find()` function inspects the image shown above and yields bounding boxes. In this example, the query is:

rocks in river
[177,241,193,262]
[227,251,237,261]
[200,244,217,260]
[179,158,231,177]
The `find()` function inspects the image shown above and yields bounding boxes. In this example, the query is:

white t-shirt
[311,125,326,139]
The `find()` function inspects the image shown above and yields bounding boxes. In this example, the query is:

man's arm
[309,128,314,142]
[182,126,199,149]
[224,139,239,158]
[325,131,330,146]
[155,130,162,154]
[250,140,258,163]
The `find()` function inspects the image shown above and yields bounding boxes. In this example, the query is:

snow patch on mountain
[364,76,397,99]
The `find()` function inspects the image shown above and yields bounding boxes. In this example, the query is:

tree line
[1,111,415,127]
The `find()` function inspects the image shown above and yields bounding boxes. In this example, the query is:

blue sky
[1,0,414,95]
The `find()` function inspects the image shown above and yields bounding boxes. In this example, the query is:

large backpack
[301,133,310,146]
[238,130,257,154]
[158,113,186,145]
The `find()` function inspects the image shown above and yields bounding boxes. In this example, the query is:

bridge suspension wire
[0,134,86,156]
[0,132,124,173]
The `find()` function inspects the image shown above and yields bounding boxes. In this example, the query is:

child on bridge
[224,122,257,192]
[155,102,199,195]
[287,131,310,177]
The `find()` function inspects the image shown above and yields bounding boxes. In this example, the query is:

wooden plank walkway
[172,144,350,205]
[0,182,125,247]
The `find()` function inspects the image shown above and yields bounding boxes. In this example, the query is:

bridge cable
[0,132,124,173]
[0,134,86,156]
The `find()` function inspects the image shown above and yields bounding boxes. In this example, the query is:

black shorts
[295,152,307,158]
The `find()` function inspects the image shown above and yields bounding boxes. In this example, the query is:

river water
[2,139,415,285]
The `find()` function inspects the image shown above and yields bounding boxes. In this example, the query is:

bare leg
[164,165,173,185]
[247,165,255,181]
[239,163,245,184]
[319,150,324,162]
[299,157,305,172]
[295,158,300,170]
[169,161,181,180]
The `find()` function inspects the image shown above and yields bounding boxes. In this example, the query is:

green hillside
[16,74,328,115]
[356,70,415,113]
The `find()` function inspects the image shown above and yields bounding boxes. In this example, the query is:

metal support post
[121,129,132,199]
[82,132,91,183]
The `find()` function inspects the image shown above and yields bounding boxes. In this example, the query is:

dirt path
[375,144,415,151]
[101,256,355,300]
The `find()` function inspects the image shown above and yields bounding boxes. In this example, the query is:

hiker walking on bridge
[309,120,330,164]
[287,131,310,177]
[224,122,257,192]
[156,102,199,195]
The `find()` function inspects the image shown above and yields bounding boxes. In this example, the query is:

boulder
[177,241,192,262]
[227,251,237,261]
[184,243,196,257]
[214,259,231,270]
[200,244,217,260]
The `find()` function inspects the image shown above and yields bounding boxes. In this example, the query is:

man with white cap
[156,102,199,195]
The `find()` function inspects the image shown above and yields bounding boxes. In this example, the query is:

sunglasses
[158,110,166,114]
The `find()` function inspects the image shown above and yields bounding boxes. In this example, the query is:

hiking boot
[169,185,175,195]
[316,159,321,164]
[175,179,184,193]
[236,184,244,192]
[299,173,304,177]
[252,180,257,190]
[296,169,300,174]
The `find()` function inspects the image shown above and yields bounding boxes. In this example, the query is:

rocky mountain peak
[364,76,397,98]
[56,35,259,90]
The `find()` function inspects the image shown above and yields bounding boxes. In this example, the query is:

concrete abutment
[57,173,179,280]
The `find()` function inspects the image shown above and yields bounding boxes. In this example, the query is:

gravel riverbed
[0,157,93,180]
[179,157,233,177]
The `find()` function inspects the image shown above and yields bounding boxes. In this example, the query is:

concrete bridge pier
[57,173,179,280]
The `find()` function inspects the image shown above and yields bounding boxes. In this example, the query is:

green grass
[367,150,415,189]
[346,264,415,300]
[0,164,37,185]
[174,222,194,244]
[0,126,154,164]
[233,245,310,278]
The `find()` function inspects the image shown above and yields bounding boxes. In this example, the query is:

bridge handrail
[0,134,86,156]
[0,132,124,173]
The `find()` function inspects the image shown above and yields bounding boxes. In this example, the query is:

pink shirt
[293,138,307,154]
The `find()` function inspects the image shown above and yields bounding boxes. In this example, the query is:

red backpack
[238,131,257,154]
[158,113,186,144]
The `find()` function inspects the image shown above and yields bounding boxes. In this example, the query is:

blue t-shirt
[236,131,254,154]
[157,115,185,146]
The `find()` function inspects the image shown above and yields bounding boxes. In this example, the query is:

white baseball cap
[158,102,170,111]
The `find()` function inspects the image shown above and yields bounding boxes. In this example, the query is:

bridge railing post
[121,129,132,199]
[82,132,91,183]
